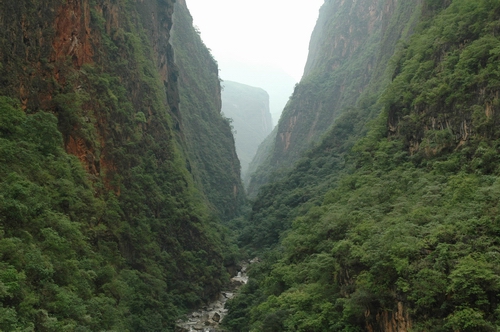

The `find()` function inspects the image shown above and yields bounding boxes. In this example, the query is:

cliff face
[0,0,242,330]
[0,0,178,178]
[221,80,273,178]
[171,2,245,220]
[247,0,422,196]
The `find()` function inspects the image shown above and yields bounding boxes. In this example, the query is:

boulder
[229,278,245,290]
[250,257,260,264]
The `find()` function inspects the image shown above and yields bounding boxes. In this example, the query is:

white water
[175,263,250,332]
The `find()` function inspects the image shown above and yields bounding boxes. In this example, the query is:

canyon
[2,0,500,331]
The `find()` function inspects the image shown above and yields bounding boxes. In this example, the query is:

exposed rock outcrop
[366,302,412,332]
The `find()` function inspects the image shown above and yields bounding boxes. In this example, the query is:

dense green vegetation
[3,0,500,330]
[0,0,242,330]
[0,96,226,331]
[225,0,500,331]
[239,107,369,250]
[0,97,125,330]
[230,145,500,331]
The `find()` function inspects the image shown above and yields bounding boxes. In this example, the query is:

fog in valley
[187,0,324,126]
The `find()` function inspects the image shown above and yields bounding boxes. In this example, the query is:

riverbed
[175,263,249,332]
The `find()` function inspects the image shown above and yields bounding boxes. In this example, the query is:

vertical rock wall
[247,0,422,196]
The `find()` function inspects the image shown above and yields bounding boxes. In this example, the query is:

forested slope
[246,0,423,196]
[0,0,242,330]
[242,0,423,248]
[227,0,500,331]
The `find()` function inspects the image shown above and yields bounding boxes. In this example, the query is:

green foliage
[0,0,243,330]
[0,97,25,136]
[227,0,500,331]
[0,96,125,331]
[240,108,368,251]
[230,138,500,330]
[384,0,500,151]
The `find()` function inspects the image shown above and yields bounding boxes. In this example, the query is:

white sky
[185,0,324,124]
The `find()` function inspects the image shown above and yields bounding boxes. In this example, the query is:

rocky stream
[175,262,251,332]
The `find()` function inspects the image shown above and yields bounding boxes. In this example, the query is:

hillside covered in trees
[225,0,500,331]
[3,0,500,331]
[0,0,243,330]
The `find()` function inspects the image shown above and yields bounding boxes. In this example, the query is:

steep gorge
[242,0,424,248]
[3,0,500,331]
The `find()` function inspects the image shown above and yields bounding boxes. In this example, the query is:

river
[175,262,250,332]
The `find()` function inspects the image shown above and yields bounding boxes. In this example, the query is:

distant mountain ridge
[218,61,297,126]
[221,80,273,178]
